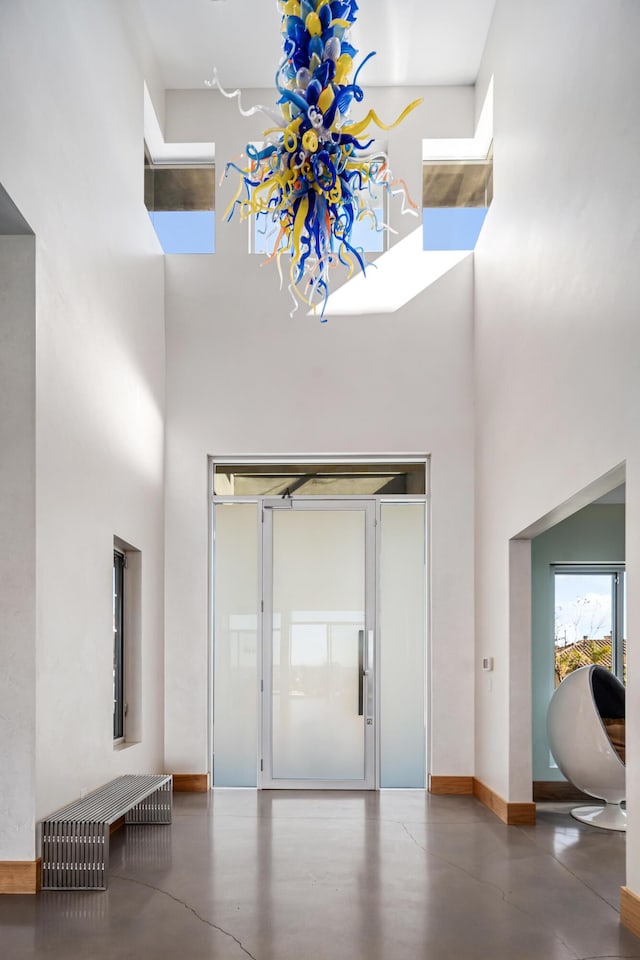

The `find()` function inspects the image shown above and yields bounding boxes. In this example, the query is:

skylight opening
[422,77,494,252]
[143,82,216,254]
[145,149,216,254]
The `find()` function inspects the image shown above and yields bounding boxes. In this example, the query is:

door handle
[358,629,364,716]
[366,630,374,722]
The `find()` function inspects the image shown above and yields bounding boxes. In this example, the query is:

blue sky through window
[149,210,215,254]
[423,207,488,251]
[554,574,613,646]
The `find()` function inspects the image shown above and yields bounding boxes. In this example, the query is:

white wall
[474,0,640,889]
[163,85,477,781]
[0,0,166,843]
[0,234,36,860]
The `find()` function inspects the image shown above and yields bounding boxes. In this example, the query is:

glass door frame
[209,460,430,792]
[260,498,377,790]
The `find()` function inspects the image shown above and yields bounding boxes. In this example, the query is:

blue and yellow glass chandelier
[211,1,422,317]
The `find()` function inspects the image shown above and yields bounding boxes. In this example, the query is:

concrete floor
[1,791,639,960]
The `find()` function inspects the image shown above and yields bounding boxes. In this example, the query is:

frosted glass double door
[262,500,375,789]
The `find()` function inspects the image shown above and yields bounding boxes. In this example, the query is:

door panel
[379,502,426,787]
[213,502,259,786]
[262,501,375,789]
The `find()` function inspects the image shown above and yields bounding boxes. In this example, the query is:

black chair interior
[591,665,625,721]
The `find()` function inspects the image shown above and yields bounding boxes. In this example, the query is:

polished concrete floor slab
[1,792,639,960]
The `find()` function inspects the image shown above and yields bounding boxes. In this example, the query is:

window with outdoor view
[553,565,626,686]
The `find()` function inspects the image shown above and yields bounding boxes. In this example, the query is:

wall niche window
[113,549,126,740]
[113,537,142,746]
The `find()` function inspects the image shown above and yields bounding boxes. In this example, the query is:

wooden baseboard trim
[428,776,536,825]
[172,773,210,793]
[473,778,536,826]
[621,887,640,939]
[0,859,41,895]
[429,776,474,795]
[532,781,593,804]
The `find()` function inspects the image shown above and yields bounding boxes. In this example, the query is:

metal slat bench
[41,774,172,890]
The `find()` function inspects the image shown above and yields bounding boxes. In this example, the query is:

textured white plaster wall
[0,0,166,831]
[0,236,36,860]
[473,0,640,887]
[162,85,477,779]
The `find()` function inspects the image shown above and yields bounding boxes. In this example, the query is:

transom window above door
[212,460,426,497]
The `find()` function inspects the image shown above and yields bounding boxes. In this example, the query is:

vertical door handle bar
[358,629,364,716]
[366,629,374,722]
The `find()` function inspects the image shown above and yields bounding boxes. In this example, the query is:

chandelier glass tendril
[208,0,422,318]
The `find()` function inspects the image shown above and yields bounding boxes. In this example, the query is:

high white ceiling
[138,0,496,90]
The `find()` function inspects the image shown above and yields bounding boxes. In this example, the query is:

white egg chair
[547,664,626,831]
